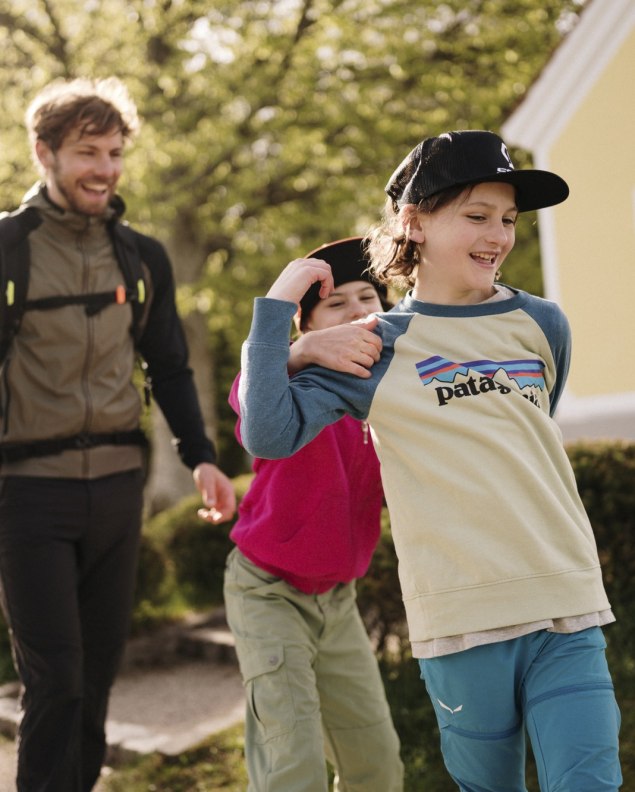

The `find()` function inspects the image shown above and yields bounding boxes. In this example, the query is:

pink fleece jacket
[229,374,383,594]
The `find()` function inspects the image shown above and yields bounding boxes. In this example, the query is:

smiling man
[39,126,123,215]
[0,77,236,792]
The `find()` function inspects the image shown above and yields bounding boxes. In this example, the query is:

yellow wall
[549,29,635,398]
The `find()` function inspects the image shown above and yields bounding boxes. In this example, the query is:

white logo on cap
[497,142,514,173]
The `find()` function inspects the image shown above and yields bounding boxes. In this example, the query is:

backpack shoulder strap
[109,221,147,344]
[0,206,42,365]
[0,210,150,367]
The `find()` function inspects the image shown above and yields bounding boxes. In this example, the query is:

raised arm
[267,256,334,304]
[238,259,378,459]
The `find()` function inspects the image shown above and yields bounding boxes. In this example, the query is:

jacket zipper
[362,420,369,445]
[78,231,94,476]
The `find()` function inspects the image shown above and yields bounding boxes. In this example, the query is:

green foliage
[129,531,175,632]
[356,510,409,658]
[104,723,248,791]
[137,473,254,613]
[0,0,586,469]
[379,656,450,789]
[565,441,635,695]
[164,494,234,609]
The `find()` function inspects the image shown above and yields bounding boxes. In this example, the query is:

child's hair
[365,186,467,289]
[26,77,140,170]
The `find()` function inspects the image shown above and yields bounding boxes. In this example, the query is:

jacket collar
[22,182,126,232]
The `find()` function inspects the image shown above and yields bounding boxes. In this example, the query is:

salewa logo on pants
[438,698,463,714]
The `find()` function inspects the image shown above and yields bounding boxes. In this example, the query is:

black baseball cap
[385,130,569,213]
[300,236,388,319]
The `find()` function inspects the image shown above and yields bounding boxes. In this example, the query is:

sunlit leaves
[0,0,586,449]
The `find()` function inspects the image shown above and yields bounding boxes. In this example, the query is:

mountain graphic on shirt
[415,355,546,391]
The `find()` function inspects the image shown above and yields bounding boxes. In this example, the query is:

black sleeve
[133,232,216,469]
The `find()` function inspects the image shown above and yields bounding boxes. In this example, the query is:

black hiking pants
[0,470,144,792]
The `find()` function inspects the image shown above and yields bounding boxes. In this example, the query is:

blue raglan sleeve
[238,297,373,459]
[549,310,571,415]
[523,295,571,416]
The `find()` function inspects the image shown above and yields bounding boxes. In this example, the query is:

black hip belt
[0,430,148,464]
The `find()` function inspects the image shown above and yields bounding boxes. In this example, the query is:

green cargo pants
[224,548,404,792]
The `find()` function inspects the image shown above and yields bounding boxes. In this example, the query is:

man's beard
[51,163,113,216]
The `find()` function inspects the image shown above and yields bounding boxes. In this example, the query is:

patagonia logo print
[415,356,545,407]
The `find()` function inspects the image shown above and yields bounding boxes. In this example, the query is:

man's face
[37,125,124,216]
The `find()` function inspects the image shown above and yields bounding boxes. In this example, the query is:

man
[0,77,235,791]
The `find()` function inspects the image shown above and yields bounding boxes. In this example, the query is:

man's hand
[194,463,237,523]
[288,315,382,378]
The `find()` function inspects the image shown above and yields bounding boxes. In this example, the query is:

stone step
[177,625,237,664]
[119,607,237,671]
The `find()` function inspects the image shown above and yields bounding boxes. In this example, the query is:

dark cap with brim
[385,130,569,213]
[300,236,388,319]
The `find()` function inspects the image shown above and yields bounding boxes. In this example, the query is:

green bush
[134,531,171,607]
[356,509,409,659]
[142,474,253,611]
[566,441,635,695]
[162,492,233,608]
[128,529,178,633]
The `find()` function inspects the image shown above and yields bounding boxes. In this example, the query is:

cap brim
[480,170,569,212]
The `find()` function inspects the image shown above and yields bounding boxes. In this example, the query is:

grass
[103,725,248,791]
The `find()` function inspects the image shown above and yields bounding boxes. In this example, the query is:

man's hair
[26,77,140,157]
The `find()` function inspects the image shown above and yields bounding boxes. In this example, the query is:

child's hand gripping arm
[288,316,382,378]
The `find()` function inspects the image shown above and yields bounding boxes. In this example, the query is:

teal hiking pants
[419,627,621,791]
[224,548,404,792]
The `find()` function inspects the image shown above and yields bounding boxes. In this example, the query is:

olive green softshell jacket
[0,185,215,479]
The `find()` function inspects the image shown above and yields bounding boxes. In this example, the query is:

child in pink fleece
[224,237,403,792]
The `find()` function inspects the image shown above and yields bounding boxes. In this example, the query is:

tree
[0,0,587,507]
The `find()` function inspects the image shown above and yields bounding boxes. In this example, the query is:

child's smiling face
[303,281,383,331]
[414,181,518,305]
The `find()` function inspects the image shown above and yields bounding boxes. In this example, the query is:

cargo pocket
[237,638,295,741]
